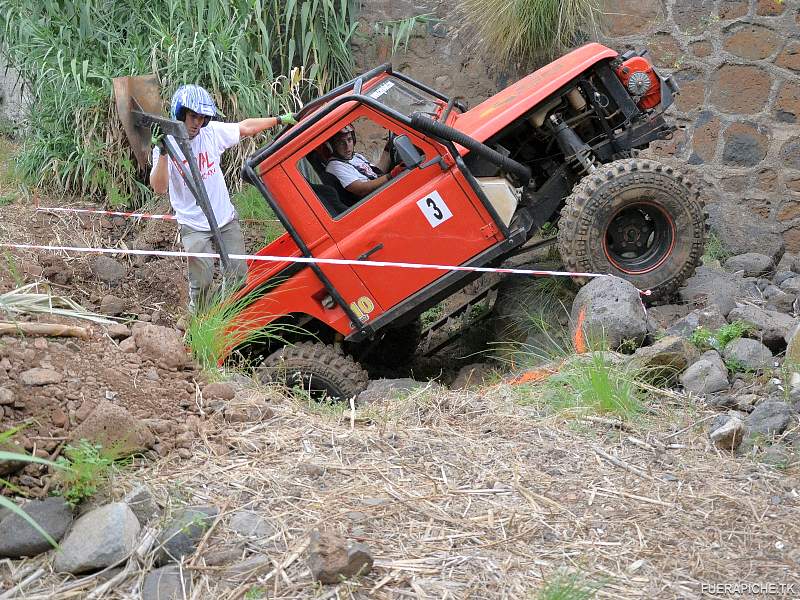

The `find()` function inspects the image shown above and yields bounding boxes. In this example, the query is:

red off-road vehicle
[232,42,706,399]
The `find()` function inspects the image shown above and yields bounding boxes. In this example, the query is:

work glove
[276,113,298,126]
[151,124,166,153]
[388,163,405,180]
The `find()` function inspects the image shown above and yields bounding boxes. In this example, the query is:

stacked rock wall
[356,0,800,253]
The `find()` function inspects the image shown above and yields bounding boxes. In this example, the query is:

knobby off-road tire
[258,341,369,402]
[557,158,706,300]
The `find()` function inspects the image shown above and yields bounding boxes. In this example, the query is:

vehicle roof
[451,43,618,143]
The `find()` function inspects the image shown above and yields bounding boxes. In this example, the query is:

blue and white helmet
[170,84,217,124]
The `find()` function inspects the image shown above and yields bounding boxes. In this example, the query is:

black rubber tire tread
[410,114,532,183]
[259,341,369,401]
[365,318,423,366]
[557,158,707,301]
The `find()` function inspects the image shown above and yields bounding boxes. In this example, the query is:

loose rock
[124,485,159,525]
[680,352,729,395]
[203,382,235,401]
[19,368,62,386]
[450,363,493,390]
[708,414,745,450]
[570,276,647,350]
[0,386,14,405]
[678,266,741,316]
[632,335,699,375]
[132,324,189,370]
[70,399,155,457]
[228,510,273,538]
[53,502,140,574]
[0,497,73,558]
[723,252,774,277]
[307,529,373,584]
[91,256,128,285]
[155,506,218,565]
[727,306,796,350]
[99,295,127,316]
[142,565,192,600]
[666,306,728,339]
[722,338,773,371]
[746,400,793,438]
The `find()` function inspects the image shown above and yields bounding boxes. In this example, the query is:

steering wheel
[384,131,400,168]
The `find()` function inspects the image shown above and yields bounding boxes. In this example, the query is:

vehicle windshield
[364,76,440,118]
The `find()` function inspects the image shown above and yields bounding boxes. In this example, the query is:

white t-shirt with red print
[152,121,240,231]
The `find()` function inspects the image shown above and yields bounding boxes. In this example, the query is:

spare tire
[557,158,707,300]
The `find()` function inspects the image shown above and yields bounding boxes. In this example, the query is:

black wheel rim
[603,202,675,275]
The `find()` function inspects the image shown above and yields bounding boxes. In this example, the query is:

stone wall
[0,55,27,132]
[354,0,800,254]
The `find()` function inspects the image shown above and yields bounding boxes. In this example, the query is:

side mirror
[393,135,423,169]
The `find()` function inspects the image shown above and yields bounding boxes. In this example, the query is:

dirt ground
[1,138,799,598]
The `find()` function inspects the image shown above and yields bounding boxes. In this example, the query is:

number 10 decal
[416,191,453,228]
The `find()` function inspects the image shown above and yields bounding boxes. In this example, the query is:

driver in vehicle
[325,125,405,199]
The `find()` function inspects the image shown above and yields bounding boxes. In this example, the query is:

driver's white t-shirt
[326,153,382,189]
[152,121,240,231]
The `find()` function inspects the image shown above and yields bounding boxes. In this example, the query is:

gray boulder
[774,270,796,286]
[776,252,800,273]
[708,414,745,450]
[53,503,140,574]
[680,352,729,395]
[124,485,159,526]
[763,285,795,313]
[780,276,800,295]
[0,497,73,558]
[155,506,218,566]
[307,529,373,584]
[722,338,773,371]
[727,306,796,350]
[632,335,699,375]
[570,276,647,350]
[228,510,273,538]
[90,256,127,285]
[678,266,741,317]
[746,400,793,438]
[724,253,774,277]
[142,565,192,600]
[707,205,784,262]
[666,306,727,339]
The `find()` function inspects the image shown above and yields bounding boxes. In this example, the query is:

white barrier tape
[1,242,651,295]
[35,206,280,223]
[37,206,177,220]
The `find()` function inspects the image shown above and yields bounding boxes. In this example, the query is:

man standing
[150,84,295,311]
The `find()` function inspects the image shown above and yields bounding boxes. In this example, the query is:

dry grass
[3,381,798,599]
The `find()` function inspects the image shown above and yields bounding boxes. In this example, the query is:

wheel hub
[604,202,674,274]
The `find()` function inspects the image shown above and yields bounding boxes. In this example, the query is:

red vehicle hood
[451,43,618,143]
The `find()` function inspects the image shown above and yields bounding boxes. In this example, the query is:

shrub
[54,439,119,506]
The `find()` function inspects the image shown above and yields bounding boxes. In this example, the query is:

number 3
[426,197,443,220]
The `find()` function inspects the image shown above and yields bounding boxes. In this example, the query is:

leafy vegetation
[458,0,601,65]
[0,426,67,547]
[535,573,598,600]
[372,14,440,55]
[231,185,286,246]
[0,0,359,206]
[702,232,731,263]
[185,288,299,375]
[543,352,645,418]
[689,320,754,352]
[54,439,120,506]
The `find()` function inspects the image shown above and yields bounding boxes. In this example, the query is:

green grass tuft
[542,352,645,418]
[231,185,286,247]
[689,320,754,352]
[535,573,598,600]
[459,0,601,65]
[702,232,731,264]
